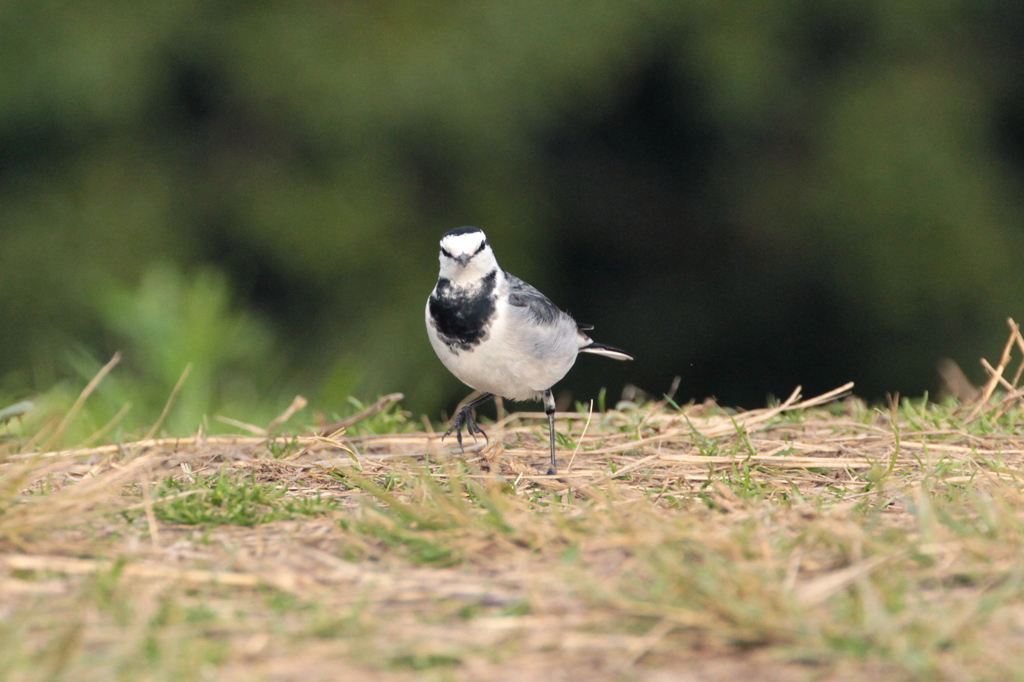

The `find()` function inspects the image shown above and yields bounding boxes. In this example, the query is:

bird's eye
[440,248,453,258]
[472,240,487,256]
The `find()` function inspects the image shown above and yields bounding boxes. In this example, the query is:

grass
[148,470,342,526]
[4,325,1024,680]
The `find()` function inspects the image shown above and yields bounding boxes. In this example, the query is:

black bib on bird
[428,269,497,352]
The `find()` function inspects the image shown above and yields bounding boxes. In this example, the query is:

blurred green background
[2,1,1024,435]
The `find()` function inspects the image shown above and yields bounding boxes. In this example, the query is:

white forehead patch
[441,230,488,256]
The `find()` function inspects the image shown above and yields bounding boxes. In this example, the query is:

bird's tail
[580,342,633,361]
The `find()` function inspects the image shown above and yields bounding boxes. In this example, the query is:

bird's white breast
[426,284,579,401]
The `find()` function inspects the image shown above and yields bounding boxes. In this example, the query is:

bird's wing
[505,272,566,326]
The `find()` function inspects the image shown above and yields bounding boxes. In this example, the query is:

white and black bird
[426,225,632,474]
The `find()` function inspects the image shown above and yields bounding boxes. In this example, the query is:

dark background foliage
[2,1,1023,429]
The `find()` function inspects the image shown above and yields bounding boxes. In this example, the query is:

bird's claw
[442,404,489,451]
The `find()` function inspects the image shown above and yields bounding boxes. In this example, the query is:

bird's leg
[442,392,493,451]
[543,389,558,475]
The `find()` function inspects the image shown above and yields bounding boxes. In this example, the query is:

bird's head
[437,226,498,282]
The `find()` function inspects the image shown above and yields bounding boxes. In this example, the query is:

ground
[4,334,1024,681]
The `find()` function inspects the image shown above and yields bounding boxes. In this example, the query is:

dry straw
[4,321,1024,677]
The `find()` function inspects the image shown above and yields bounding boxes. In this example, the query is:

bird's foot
[442,404,489,451]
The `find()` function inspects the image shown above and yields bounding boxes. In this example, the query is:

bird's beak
[456,254,471,267]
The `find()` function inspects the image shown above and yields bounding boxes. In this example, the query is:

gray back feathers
[505,273,565,326]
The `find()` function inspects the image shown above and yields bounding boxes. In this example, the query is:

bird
[425,225,632,475]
